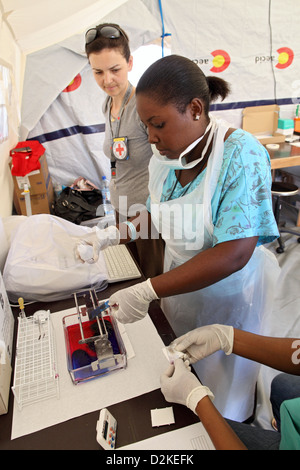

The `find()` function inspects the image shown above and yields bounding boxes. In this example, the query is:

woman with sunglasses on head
[77,55,280,422]
[85,23,164,278]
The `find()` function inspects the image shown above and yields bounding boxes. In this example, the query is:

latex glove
[109,278,158,323]
[160,358,214,414]
[75,225,120,263]
[171,324,234,364]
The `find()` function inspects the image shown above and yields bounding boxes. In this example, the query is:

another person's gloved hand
[75,225,120,263]
[109,279,158,323]
[170,324,234,364]
[160,358,214,414]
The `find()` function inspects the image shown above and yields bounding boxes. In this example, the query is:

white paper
[119,422,215,450]
[11,307,169,440]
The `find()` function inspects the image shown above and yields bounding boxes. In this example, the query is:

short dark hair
[136,55,230,116]
[85,23,131,62]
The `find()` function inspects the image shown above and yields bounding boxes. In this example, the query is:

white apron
[149,118,280,421]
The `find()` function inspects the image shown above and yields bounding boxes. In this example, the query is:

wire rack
[12,310,59,410]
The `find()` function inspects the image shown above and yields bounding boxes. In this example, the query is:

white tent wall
[156,0,300,124]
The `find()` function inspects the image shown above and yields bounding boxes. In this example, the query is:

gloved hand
[170,324,234,364]
[160,358,214,414]
[109,278,158,323]
[75,225,120,263]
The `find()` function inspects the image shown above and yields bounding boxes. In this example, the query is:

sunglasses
[85,25,126,45]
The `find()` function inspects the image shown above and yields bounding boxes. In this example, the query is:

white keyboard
[102,245,141,283]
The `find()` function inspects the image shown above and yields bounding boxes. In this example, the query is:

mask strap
[181,117,215,169]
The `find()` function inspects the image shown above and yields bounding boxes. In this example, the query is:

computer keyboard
[102,245,141,283]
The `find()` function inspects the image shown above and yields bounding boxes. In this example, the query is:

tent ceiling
[1,0,129,54]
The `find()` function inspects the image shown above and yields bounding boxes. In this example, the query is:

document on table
[119,422,215,450]
[11,307,169,440]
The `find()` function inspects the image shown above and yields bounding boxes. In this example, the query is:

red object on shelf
[10,141,45,177]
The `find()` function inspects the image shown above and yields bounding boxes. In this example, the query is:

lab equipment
[101,176,114,215]
[12,309,59,410]
[89,300,110,319]
[63,289,127,384]
[96,408,117,449]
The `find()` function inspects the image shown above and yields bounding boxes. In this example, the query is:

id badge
[112,137,129,161]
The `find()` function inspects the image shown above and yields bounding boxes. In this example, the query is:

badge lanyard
[109,83,133,179]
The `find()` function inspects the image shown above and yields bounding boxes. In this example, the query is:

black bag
[52,186,104,224]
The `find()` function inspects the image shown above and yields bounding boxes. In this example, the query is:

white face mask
[152,117,216,170]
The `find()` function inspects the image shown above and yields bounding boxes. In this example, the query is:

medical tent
[1,0,300,222]
[1,0,300,441]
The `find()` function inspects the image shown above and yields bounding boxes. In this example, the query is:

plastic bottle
[101,176,114,215]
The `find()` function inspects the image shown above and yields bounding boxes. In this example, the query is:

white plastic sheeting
[3,214,108,302]
[0,0,300,437]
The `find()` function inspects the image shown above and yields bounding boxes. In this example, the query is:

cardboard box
[242,104,285,145]
[11,153,54,216]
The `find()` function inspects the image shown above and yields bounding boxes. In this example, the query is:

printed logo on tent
[210,50,231,73]
[276,47,294,69]
[62,74,82,92]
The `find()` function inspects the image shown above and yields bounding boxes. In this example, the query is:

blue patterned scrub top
[147,129,279,247]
